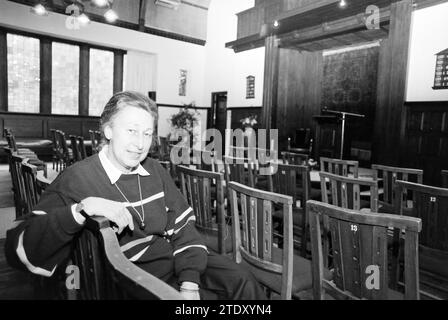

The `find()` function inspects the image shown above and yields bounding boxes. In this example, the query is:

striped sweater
[5,153,208,285]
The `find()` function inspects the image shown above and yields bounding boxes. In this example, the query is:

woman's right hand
[81,197,135,233]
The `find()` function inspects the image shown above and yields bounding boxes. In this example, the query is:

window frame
[0,26,126,115]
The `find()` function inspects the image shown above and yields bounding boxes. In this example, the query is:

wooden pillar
[373,0,413,165]
[261,35,279,131]
[113,51,124,93]
[79,45,89,116]
[40,39,52,114]
[138,0,148,32]
[0,30,7,112]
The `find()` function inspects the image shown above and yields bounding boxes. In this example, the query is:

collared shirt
[98,145,150,184]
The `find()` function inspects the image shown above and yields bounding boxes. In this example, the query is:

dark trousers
[166,252,267,300]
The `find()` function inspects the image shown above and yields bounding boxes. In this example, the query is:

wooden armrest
[86,217,184,300]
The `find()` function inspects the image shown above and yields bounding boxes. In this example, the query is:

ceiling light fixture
[77,13,90,25]
[338,0,347,8]
[92,0,109,7]
[273,20,279,28]
[104,8,118,23]
[31,3,48,16]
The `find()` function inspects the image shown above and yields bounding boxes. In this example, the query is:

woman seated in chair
[5,91,266,300]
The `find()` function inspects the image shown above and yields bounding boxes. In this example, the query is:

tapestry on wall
[322,46,379,150]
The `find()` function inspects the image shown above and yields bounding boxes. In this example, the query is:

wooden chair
[177,165,231,254]
[372,164,423,214]
[10,154,28,218]
[50,129,64,171]
[228,181,329,299]
[69,135,82,162]
[56,130,74,168]
[5,128,47,174]
[319,171,379,212]
[157,136,171,161]
[77,136,87,160]
[320,157,359,177]
[441,170,448,188]
[4,128,37,159]
[35,217,183,300]
[269,163,311,257]
[223,155,256,188]
[394,181,448,299]
[307,200,421,300]
[281,151,309,165]
[21,162,42,215]
[89,130,101,154]
[287,128,313,155]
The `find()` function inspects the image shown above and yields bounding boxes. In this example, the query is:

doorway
[208,92,227,158]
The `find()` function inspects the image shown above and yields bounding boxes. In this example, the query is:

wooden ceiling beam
[138,0,147,32]
[278,7,390,48]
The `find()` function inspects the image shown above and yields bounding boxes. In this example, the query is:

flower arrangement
[169,103,199,134]
[240,115,258,130]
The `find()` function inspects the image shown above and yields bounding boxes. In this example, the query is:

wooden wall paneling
[79,45,90,116]
[0,30,7,112]
[403,102,448,186]
[3,118,44,138]
[276,48,323,151]
[40,39,52,114]
[114,52,124,94]
[82,120,101,138]
[373,0,413,165]
[261,35,279,131]
[48,119,83,137]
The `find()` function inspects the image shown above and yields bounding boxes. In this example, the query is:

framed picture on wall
[246,75,255,99]
[179,69,187,96]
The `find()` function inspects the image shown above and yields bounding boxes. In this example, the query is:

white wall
[406,2,448,101]
[204,0,265,108]
[0,0,207,106]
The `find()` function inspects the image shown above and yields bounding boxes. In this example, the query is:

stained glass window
[179,69,187,96]
[89,48,113,116]
[52,42,79,115]
[7,34,40,113]
[246,75,255,99]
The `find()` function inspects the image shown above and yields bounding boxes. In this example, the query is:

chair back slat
[320,157,359,177]
[177,165,228,254]
[308,200,421,300]
[262,199,273,261]
[248,196,258,256]
[372,164,423,213]
[240,193,249,251]
[229,181,294,299]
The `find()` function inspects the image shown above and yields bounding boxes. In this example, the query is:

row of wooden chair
[176,148,448,299]
[50,129,102,171]
[176,158,423,299]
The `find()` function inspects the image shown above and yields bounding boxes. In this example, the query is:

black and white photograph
[0,0,448,309]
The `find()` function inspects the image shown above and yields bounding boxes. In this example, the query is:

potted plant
[168,103,199,147]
